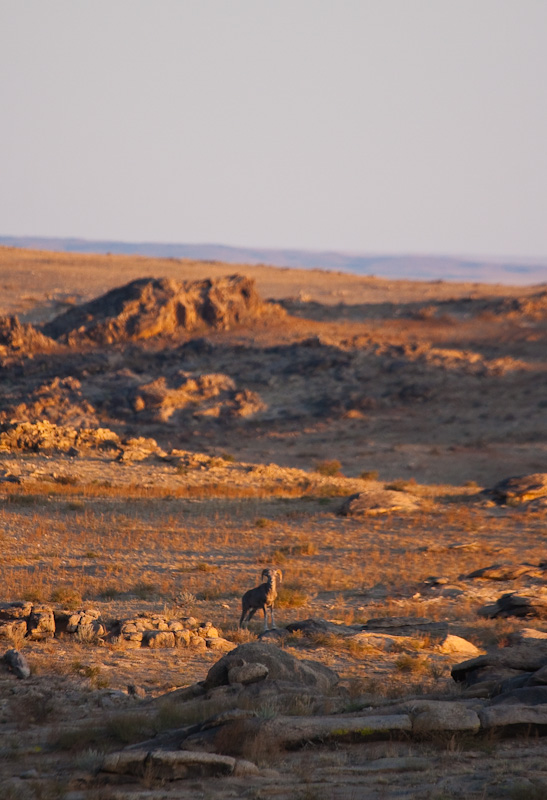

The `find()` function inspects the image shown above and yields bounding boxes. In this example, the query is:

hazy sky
[1,1,546,257]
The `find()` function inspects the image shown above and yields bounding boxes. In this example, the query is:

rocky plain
[0,245,547,798]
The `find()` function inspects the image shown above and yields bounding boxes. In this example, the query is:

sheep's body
[239,568,282,630]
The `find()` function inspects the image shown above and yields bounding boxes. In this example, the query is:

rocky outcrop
[0,315,54,356]
[0,420,162,458]
[0,376,99,428]
[42,275,284,344]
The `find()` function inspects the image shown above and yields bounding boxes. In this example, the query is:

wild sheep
[239,567,282,630]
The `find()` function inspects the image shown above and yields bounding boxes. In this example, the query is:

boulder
[3,649,30,679]
[436,635,482,657]
[338,489,420,516]
[203,642,339,693]
[408,701,481,733]
[478,592,547,619]
[482,473,547,506]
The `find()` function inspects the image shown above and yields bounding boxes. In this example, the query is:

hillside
[1,245,547,798]
[2,234,547,284]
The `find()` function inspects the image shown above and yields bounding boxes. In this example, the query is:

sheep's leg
[263,607,269,631]
[270,606,276,628]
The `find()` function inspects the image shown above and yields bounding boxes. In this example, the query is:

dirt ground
[0,246,546,798]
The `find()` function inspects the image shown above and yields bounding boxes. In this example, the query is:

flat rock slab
[286,618,364,638]
[102,749,258,779]
[262,713,412,745]
[465,563,538,581]
[480,705,547,729]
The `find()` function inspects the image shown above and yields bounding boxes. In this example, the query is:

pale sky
[1,1,546,258]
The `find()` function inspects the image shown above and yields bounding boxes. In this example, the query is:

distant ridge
[1,235,546,285]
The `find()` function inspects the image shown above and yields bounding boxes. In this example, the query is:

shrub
[50,585,82,608]
[360,470,379,481]
[314,460,342,477]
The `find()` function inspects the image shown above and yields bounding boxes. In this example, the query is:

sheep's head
[261,567,282,583]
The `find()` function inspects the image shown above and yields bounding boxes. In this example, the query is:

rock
[0,420,125,455]
[260,713,412,745]
[350,632,419,652]
[0,621,27,641]
[479,703,547,729]
[227,661,269,686]
[478,592,547,619]
[205,637,236,652]
[436,635,482,657]
[143,630,176,648]
[27,605,55,640]
[66,609,106,639]
[408,701,481,733]
[507,628,547,645]
[363,616,448,636]
[483,473,547,506]
[286,618,362,638]
[452,642,547,697]
[3,649,30,678]
[0,602,32,621]
[102,748,239,779]
[127,684,147,699]
[338,489,420,516]
[43,275,284,344]
[204,642,339,693]
[465,563,537,581]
